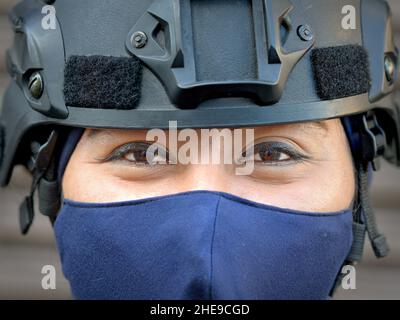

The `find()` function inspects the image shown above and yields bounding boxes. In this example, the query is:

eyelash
[98,142,169,166]
[99,141,309,166]
[242,141,310,166]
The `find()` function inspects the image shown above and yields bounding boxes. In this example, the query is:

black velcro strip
[64,55,143,109]
[311,45,370,100]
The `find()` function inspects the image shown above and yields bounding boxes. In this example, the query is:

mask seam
[209,195,221,300]
[62,190,351,217]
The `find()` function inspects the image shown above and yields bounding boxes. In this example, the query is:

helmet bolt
[384,54,396,82]
[132,31,148,49]
[297,25,314,41]
[28,72,44,100]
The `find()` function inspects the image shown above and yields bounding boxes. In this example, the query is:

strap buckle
[361,112,386,170]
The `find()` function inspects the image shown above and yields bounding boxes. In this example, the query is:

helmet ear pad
[341,116,361,162]
[57,128,85,185]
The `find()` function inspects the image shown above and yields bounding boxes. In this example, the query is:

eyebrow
[87,128,104,138]
[87,120,329,139]
[302,121,329,133]
[87,128,116,140]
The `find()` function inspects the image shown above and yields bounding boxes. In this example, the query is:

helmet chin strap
[353,112,390,260]
[330,112,390,297]
[345,161,390,265]
[356,162,390,259]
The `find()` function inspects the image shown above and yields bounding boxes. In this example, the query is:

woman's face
[63,118,355,213]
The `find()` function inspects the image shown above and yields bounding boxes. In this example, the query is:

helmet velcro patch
[311,45,371,100]
[64,55,143,109]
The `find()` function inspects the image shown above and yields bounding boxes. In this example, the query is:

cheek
[284,164,355,212]
[282,153,355,212]
[288,123,356,212]
[235,150,355,212]
[234,163,355,213]
[63,156,180,203]
[63,162,133,202]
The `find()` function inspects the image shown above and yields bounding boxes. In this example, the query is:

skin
[63,119,355,213]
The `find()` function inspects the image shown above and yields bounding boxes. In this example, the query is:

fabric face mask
[54,190,353,300]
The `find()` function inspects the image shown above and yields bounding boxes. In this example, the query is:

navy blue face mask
[54,190,353,300]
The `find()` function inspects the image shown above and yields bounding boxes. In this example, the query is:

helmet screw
[132,31,148,49]
[28,72,44,100]
[384,54,396,82]
[297,25,314,41]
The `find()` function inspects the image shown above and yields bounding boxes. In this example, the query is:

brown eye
[100,142,169,166]
[123,148,148,163]
[241,141,308,165]
[255,149,291,162]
